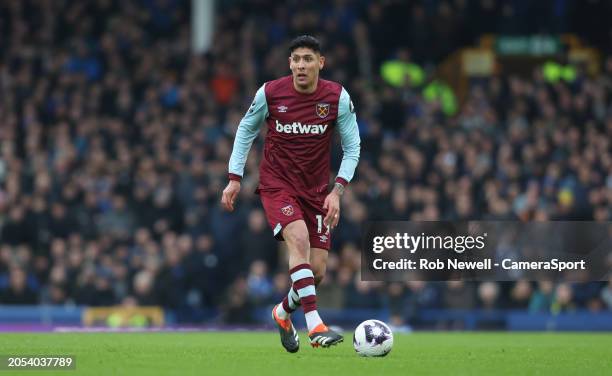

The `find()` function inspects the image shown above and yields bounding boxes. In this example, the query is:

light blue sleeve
[336,87,361,184]
[228,84,268,177]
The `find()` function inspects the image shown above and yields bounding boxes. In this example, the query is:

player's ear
[319,55,325,70]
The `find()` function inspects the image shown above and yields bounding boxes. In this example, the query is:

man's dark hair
[288,35,321,55]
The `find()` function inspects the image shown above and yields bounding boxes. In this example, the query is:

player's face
[289,47,325,92]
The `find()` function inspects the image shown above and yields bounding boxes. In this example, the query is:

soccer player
[221,35,360,352]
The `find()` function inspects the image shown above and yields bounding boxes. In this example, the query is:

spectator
[478,282,499,310]
[222,277,254,324]
[246,260,273,305]
[184,234,220,307]
[443,281,476,310]
[129,270,157,306]
[239,209,279,272]
[97,195,136,241]
[1,206,29,246]
[0,268,38,305]
[507,280,533,309]
[551,283,576,314]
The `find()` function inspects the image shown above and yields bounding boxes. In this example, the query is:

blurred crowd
[0,0,611,325]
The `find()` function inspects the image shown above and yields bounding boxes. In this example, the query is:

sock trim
[296,285,316,297]
[289,263,311,274]
[301,295,317,313]
[293,276,315,290]
[281,297,292,313]
[288,286,300,310]
[290,268,314,281]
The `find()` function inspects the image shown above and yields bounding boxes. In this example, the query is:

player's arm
[221,84,269,211]
[323,87,361,228]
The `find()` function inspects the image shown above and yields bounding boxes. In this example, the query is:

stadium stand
[0,0,610,328]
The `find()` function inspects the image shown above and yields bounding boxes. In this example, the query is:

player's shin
[290,263,323,331]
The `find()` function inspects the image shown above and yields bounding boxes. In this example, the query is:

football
[353,319,394,357]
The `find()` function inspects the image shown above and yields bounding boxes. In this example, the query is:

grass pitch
[1,332,611,375]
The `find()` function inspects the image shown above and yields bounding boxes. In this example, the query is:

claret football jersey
[229,75,360,199]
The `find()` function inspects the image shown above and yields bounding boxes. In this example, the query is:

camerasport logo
[281,205,294,216]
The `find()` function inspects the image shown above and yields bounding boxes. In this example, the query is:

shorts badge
[281,205,294,216]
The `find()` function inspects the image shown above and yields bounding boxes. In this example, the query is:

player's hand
[323,190,341,230]
[221,180,241,212]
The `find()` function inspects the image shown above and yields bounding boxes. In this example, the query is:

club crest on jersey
[316,103,330,118]
[281,205,294,216]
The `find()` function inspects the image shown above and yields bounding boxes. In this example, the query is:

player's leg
[274,248,326,322]
[263,191,341,348]
[282,220,311,267]
[273,195,329,320]
[274,220,309,320]
[296,198,342,348]
[282,220,341,347]
[281,220,324,332]
[260,191,302,352]
[303,196,331,287]
[310,248,328,286]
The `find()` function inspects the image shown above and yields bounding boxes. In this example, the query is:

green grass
[0,332,611,375]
